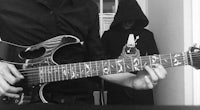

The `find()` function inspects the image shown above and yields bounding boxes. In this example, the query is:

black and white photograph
[0,0,199,110]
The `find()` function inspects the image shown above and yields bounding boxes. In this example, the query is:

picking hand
[0,62,24,98]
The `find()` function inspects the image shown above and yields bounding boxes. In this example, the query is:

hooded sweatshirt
[101,0,158,105]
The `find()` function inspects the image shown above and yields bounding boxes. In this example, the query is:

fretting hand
[130,64,167,89]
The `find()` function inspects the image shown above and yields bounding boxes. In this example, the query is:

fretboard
[27,52,191,85]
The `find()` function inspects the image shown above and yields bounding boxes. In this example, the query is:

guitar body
[0,35,85,104]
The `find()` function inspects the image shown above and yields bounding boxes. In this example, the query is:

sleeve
[84,3,107,61]
[144,30,159,55]
[101,31,112,59]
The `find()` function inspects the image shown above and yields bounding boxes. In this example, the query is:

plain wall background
[148,0,194,105]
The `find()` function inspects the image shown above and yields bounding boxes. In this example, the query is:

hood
[110,0,149,30]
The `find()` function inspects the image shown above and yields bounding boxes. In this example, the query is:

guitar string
[21,61,199,84]
[17,52,199,76]
[7,52,200,84]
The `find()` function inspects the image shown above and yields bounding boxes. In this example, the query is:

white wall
[148,0,193,105]
[136,0,148,15]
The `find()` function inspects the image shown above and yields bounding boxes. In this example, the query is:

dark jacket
[101,0,158,105]
[0,0,105,104]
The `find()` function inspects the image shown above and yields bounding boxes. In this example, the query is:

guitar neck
[27,52,192,85]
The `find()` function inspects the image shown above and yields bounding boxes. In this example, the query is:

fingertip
[18,87,23,91]
[20,75,24,79]
[15,94,20,98]
[144,75,153,89]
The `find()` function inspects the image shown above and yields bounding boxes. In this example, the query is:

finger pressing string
[144,75,153,89]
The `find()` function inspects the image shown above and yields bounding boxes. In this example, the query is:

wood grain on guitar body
[0,35,200,105]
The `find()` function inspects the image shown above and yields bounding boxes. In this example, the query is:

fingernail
[20,75,24,79]
[14,95,20,98]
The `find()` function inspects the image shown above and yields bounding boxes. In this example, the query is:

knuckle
[4,87,9,93]
[0,89,5,94]
[10,78,17,85]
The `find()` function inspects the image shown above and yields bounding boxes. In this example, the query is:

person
[0,0,167,105]
[101,0,163,105]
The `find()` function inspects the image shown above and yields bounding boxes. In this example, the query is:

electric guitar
[0,35,200,105]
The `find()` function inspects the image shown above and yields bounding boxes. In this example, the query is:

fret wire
[83,62,87,77]
[101,60,104,75]
[45,66,48,83]
[66,64,68,79]
[42,66,46,83]
[62,65,64,81]
[95,61,98,76]
[139,57,142,70]
[122,58,126,73]
[54,65,56,82]
[48,66,50,82]
[159,55,162,65]
[178,53,184,66]
[84,62,87,77]
[109,60,113,73]
[81,63,85,78]
[57,65,60,81]
[50,65,53,82]
[108,59,111,75]
[109,59,114,74]
[69,64,72,79]
[56,65,58,81]
[170,53,174,67]
[72,63,75,79]
[53,66,55,81]
[48,66,51,82]
[87,62,90,77]
[75,63,79,79]
[79,63,82,78]
[44,66,47,83]
[183,52,188,65]
[74,63,78,78]
[63,65,65,81]
[90,62,94,76]
[99,61,103,75]
[82,63,85,78]
[52,66,55,82]
[71,64,74,79]
[39,67,42,83]
[87,62,91,77]
[130,57,134,72]
[115,59,118,73]
[65,64,68,80]
[54,65,57,81]
[108,60,111,74]
[38,67,41,83]
[149,56,152,67]
[126,57,132,72]
[182,53,186,65]
[72,63,76,79]
[89,61,92,77]
[41,67,44,83]
[84,62,86,77]
[61,65,64,80]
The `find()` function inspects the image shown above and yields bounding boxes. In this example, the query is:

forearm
[101,72,136,88]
